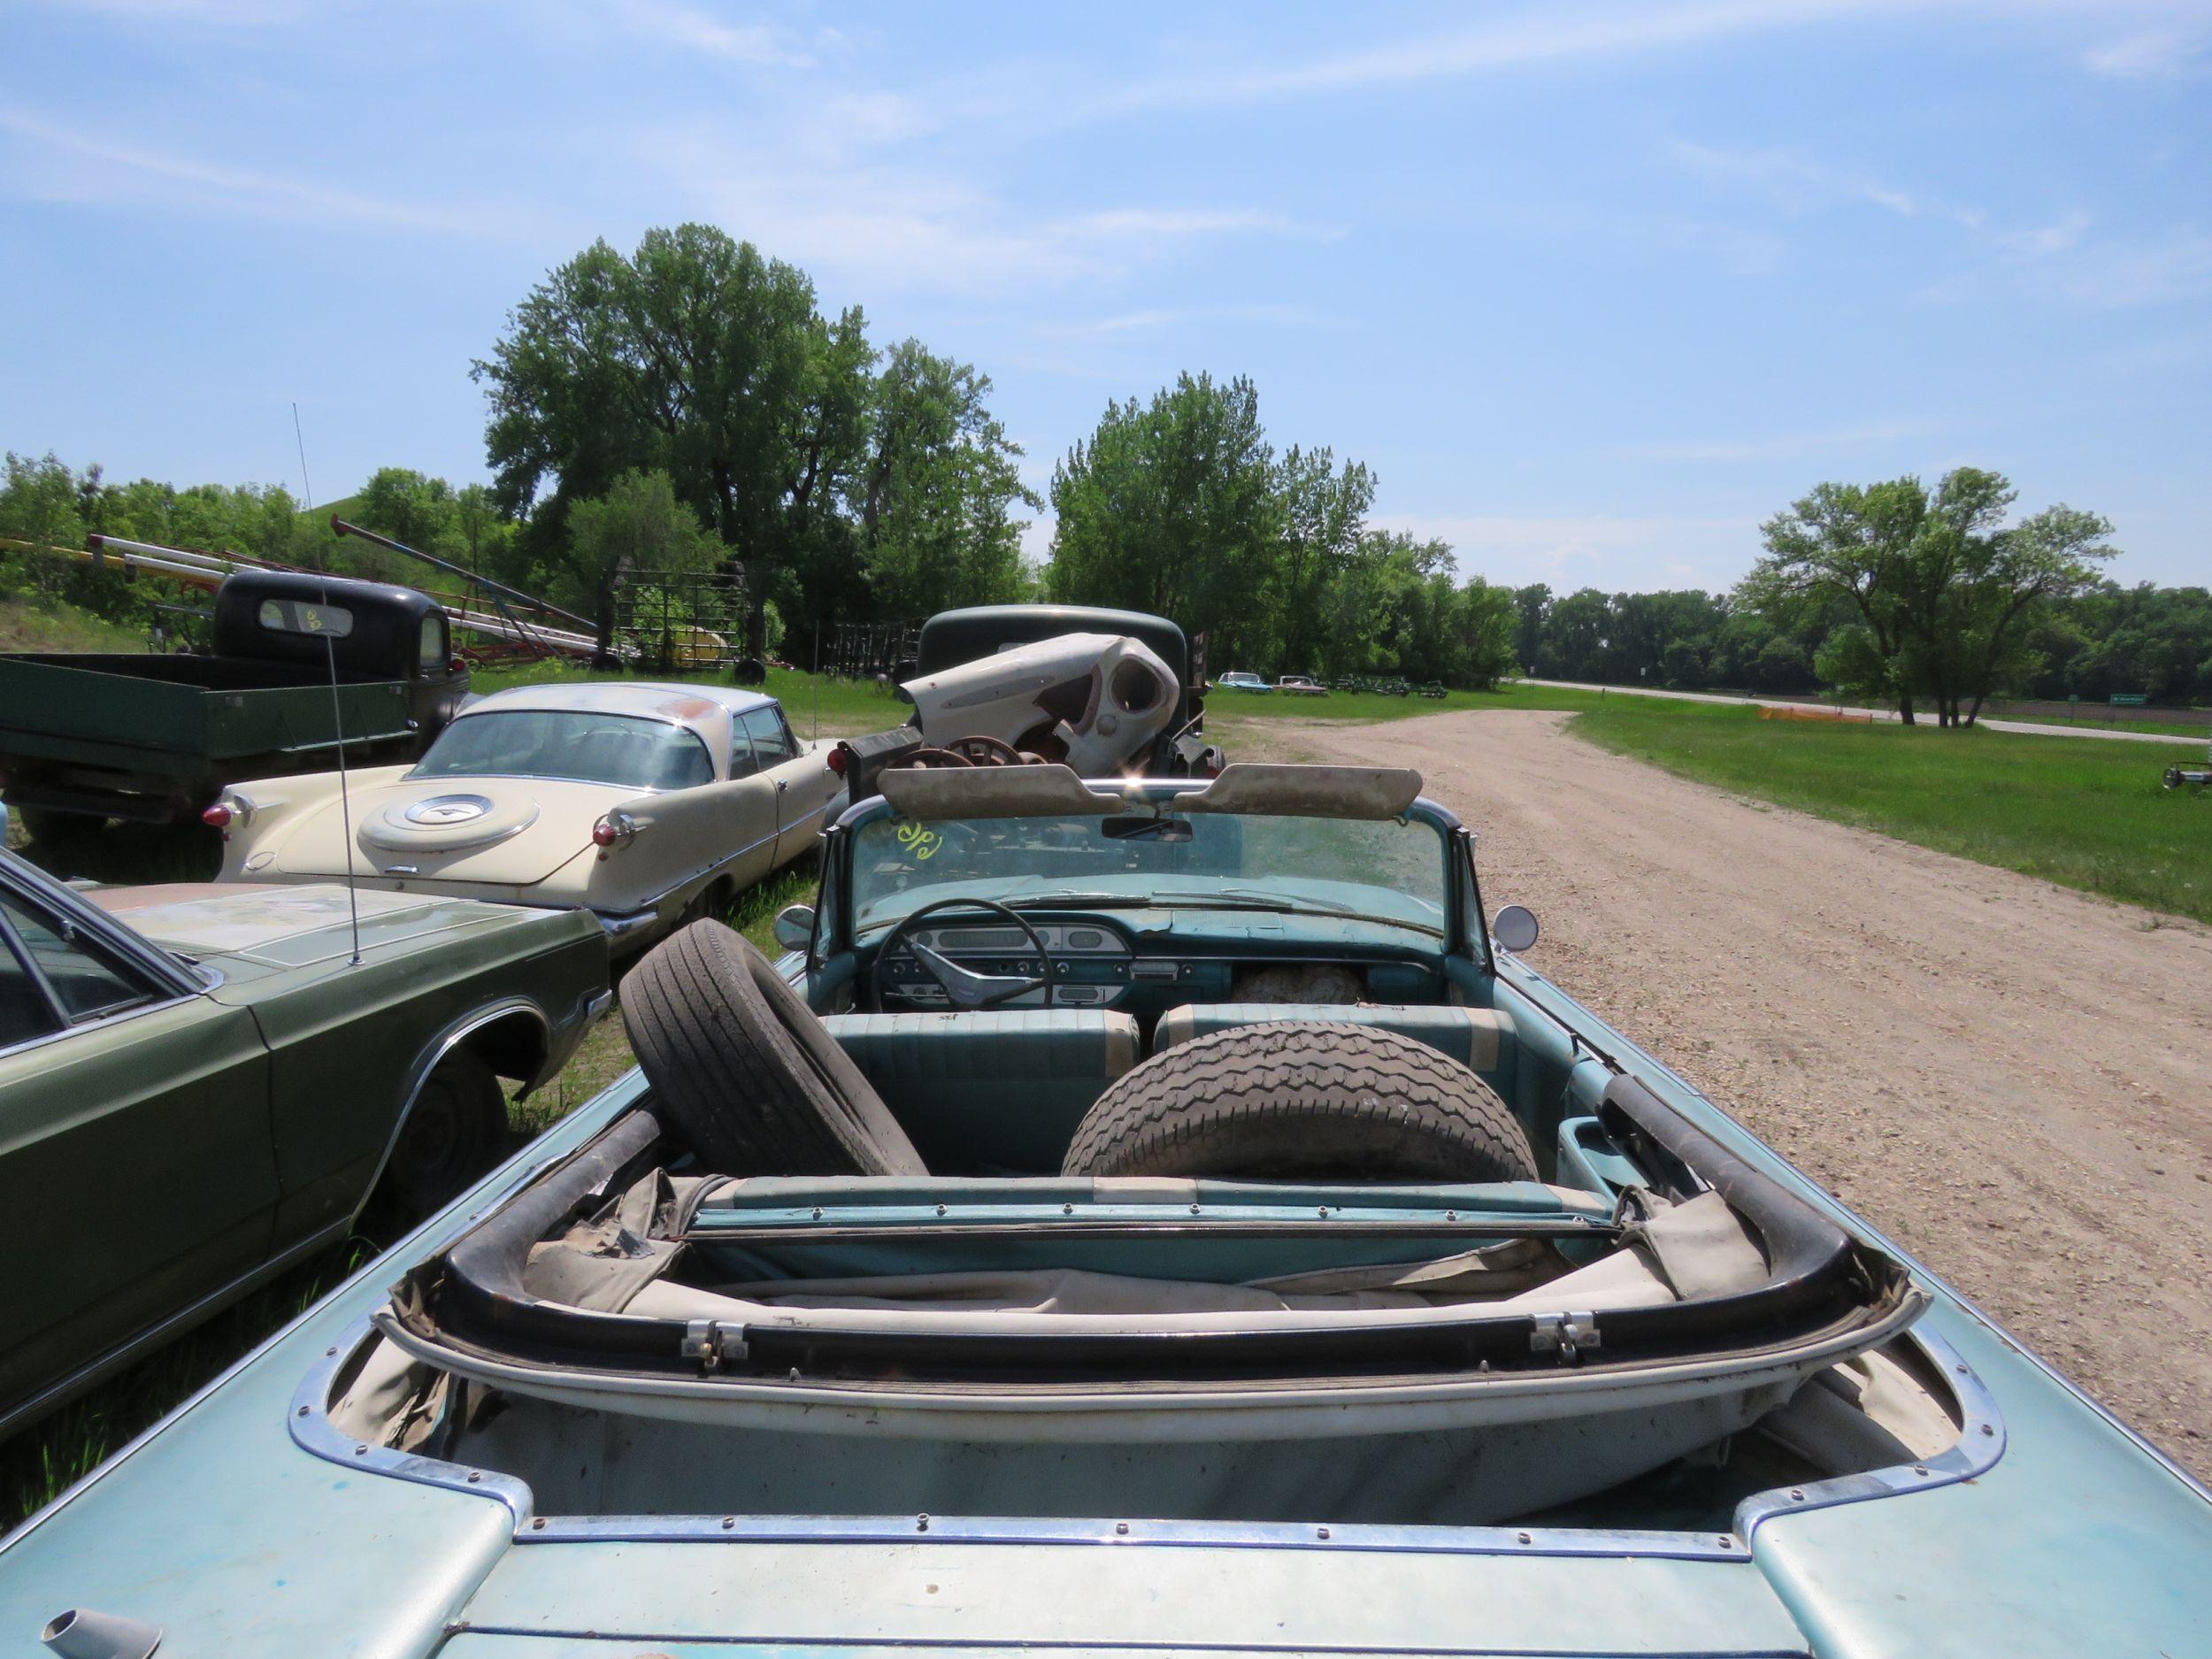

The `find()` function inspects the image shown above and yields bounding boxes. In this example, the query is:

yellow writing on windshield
[893,818,943,862]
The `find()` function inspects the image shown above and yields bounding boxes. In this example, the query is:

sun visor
[1179,764,1425,820]
[877,764,1127,819]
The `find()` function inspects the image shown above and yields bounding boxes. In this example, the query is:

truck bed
[0,652,419,800]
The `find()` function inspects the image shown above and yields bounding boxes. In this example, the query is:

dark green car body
[0,850,609,1435]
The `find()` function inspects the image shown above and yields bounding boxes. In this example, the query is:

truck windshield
[850,810,1450,937]
[409,710,714,790]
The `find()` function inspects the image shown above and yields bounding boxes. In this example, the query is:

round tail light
[591,820,619,847]
[826,745,849,777]
[202,803,234,829]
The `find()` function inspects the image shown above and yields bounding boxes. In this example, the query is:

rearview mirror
[772,903,815,951]
[1102,814,1193,843]
[1493,904,1540,953]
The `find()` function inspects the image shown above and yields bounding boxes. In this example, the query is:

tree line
[4,220,2203,706]
[1510,478,2208,718]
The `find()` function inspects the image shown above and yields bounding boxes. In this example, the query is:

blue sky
[4,0,2208,591]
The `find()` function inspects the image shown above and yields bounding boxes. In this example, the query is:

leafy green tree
[476,226,873,649]
[1047,373,1280,661]
[1945,503,2115,724]
[1742,478,1929,720]
[858,341,1036,619]
[1266,445,1373,672]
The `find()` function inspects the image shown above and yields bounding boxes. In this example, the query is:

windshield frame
[824,783,1478,962]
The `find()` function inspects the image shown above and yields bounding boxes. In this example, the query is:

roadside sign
[2110,694,2149,706]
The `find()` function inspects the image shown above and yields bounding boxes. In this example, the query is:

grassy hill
[0,595,147,653]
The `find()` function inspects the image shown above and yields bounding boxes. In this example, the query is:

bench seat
[822,1010,1141,1173]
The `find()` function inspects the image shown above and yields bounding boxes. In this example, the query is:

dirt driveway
[1243,709,2212,1479]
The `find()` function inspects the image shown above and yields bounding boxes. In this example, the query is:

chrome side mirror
[772,902,815,952]
[1492,904,1540,953]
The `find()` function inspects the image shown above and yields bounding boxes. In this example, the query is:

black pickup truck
[0,569,465,833]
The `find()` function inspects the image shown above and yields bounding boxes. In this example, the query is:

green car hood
[83,880,536,980]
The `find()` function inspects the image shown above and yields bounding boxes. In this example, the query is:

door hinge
[1529,1310,1600,1363]
[680,1318,750,1373]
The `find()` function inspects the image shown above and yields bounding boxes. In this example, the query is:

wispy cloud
[634,121,1322,297]
[0,109,511,236]
[2084,26,2210,80]
[606,0,818,67]
[1033,303,1340,338]
[1666,138,1983,229]
[1107,1,1900,111]
[1621,419,1934,463]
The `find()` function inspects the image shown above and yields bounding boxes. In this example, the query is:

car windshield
[408,710,714,791]
[849,809,1451,937]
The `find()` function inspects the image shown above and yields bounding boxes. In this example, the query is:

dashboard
[872,917,1438,1010]
[874,918,1223,1009]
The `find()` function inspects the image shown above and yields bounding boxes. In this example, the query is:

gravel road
[1243,709,2212,1478]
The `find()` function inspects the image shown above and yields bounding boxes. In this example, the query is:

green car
[0,843,610,1437]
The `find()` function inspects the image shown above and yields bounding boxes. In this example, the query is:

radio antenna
[293,401,362,967]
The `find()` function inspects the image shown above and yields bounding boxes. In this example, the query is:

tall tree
[857,341,1036,620]
[1742,478,1928,720]
[1266,445,1373,673]
[475,226,872,649]
[1047,373,1279,660]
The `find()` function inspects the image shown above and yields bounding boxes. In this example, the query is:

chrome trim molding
[521,1510,1742,1560]
[287,1317,534,1528]
[1735,1325,2004,1541]
[346,996,552,1228]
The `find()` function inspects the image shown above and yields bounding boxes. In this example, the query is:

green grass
[0,858,815,1534]
[1570,699,2212,924]
[0,595,148,654]
[1212,681,1618,723]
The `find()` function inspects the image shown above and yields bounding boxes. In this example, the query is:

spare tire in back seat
[1060,1020,1539,1183]
[623,920,927,1176]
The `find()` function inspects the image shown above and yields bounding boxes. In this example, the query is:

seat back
[822,1010,1141,1173]
[1151,1002,1515,1076]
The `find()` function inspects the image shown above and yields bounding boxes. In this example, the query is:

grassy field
[0,865,808,1533]
[1571,698,2212,925]
[0,595,148,653]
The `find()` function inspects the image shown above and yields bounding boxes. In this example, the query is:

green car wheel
[373,1050,506,1225]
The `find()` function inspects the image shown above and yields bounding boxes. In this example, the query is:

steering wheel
[874,897,1054,1012]
[898,747,973,769]
[949,733,1025,765]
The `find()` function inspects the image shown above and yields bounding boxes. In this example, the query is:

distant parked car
[1275,675,1327,695]
[209,682,846,956]
[1216,672,1273,692]
[0,846,607,1436]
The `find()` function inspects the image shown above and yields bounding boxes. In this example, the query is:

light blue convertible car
[4,763,2208,1658]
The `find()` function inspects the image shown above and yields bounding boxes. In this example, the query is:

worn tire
[1061,1021,1539,1183]
[622,919,926,1176]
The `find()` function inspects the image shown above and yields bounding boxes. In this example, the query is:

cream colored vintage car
[207,682,844,955]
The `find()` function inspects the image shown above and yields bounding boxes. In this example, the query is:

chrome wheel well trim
[347,996,552,1230]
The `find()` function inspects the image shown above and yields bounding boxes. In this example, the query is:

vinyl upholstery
[822,1009,1141,1173]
